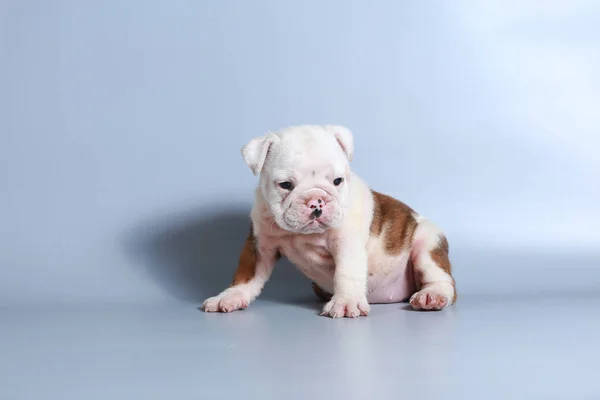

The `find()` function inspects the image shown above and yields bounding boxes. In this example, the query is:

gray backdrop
[2,2,600,399]
[2,1,598,305]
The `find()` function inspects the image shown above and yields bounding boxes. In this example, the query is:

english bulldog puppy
[202,125,456,318]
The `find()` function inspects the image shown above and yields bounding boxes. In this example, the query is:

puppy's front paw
[409,289,449,311]
[321,295,370,318]
[201,291,249,313]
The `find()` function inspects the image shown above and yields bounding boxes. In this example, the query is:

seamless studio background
[1,1,599,399]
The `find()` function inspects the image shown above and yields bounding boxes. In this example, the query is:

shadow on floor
[122,204,314,305]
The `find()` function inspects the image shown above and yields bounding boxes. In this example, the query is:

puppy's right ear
[241,133,280,175]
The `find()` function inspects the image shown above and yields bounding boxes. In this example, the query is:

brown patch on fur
[311,282,332,302]
[430,236,451,274]
[370,190,419,255]
[230,226,258,286]
[430,235,457,302]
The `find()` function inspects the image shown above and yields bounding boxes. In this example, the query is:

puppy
[202,125,456,317]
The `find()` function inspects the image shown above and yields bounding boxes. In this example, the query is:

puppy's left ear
[241,133,280,175]
[323,125,354,162]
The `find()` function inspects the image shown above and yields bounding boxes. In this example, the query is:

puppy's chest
[265,234,335,276]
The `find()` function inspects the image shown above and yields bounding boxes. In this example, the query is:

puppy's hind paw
[409,289,450,311]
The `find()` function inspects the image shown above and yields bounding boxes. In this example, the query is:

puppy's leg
[202,229,277,313]
[409,219,456,311]
[322,240,370,318]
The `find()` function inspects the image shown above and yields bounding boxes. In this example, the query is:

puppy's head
[242,125,354,234]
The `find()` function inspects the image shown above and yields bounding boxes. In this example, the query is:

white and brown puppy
[202,125,456,318]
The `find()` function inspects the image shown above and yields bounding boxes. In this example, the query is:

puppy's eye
[333,177,343,186]
[279,181,294,190]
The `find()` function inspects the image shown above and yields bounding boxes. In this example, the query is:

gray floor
[2,291,600,399]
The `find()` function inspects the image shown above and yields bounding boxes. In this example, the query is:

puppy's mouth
[300,218,328,232]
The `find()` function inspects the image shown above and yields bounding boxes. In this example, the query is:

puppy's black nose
[313,208,323,218]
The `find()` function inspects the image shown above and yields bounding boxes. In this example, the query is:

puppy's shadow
[123,204,316,307]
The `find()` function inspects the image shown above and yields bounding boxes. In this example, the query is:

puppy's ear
[241,133,279,175]
[323,125,354,162]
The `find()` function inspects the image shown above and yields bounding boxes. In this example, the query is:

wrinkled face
[243,125,353,235]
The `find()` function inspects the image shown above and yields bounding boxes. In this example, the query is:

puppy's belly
[283,244,415,304]
[366,253,416,303]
